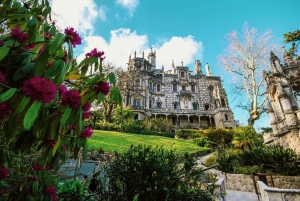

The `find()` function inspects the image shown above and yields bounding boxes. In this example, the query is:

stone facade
[224,173,300,193]
[124,49,236,129]
[263,47,300,155]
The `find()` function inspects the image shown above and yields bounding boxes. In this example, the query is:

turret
[194,60,202,75]
[205,63,212,76]
[172,59,176,74]
[148,48,156,71]
[134,50,136,58]
[282,46,294,66]
[270,51,283,73]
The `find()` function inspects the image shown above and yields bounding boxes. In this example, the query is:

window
[182,86,186,91]
[193,104,198,110]
[149,82,152,89]
[133,99,140,107]
[191,85,195,92]
[225,114,228,121]
[157,102,161,108]
[174,103,179,109]
[173,84,177,92]
[149,100,152,108]
[205,104,210,110]
[221,98,226,107]
[157,84,160,92]
[172,117,176,125]
[136,62,141,70]
[181,72,185,78]
[135,79,140,87]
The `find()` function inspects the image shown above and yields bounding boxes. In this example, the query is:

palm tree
[232,126,260,149]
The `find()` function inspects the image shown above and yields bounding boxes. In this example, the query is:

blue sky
[51,0,300,131]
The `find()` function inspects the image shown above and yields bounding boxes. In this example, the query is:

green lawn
[89,130,207,155]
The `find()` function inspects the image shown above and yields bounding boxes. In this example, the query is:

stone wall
[224,173,300,193]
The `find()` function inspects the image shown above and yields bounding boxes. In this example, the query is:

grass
[89,130,208,156]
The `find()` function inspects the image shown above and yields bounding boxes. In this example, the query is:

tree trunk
[248,110,259,126]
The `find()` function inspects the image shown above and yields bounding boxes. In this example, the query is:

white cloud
[99,6,107,22]
[51,0,99,34]
[78,29,204,72]
[116,0,139,16]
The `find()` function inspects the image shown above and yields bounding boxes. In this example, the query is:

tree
[0,0,121,199]
[232,126,262,149]
[219,22,281,126]
[283,29,300,59]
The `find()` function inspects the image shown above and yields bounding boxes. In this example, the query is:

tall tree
[219,22,280,126]
[283,29,300,59]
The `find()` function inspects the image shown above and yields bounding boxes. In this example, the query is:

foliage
[96,145,216,201]
[0,0,121,199]
[88,130,208,156]
[57,180,93,201]
[267,145,297,176]
[239,146,267,172]
[283,29,300,58]
[203,154,217,167]
[194,137,213,148]
[216,149,240,173]
[260,127,272,134]
[175,129,195,139]
[219,22,281,125]
[233,166,260,175]
[113,106,135,125]
[143,118,173,133]
[201,128,233,147]
[232,126,262,149]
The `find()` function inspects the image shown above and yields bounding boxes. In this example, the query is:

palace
[123,49,236,129]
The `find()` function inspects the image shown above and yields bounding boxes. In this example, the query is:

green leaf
[52,135,61,157]
[30,43,44,61]
[21,63,34,74]
[34,45,50,76]
[13,96,30,115]
[23,100,42,131]
[61,107,72,126]
[50,118,59,140]
[97,93,104,105]
[27,17,38,27]
[0,46,9,61]
[0,13,32,19]
[0,88,17,103]
[45,59,64,78]
[109,72,116,84]
[13,67,27,81]
[49,33,66,56]
[83,140,88,160]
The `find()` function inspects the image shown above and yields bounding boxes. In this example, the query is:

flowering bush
[0,0,121,200]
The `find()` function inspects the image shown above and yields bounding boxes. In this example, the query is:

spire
[142,51,144,58]
[172,59,176,74]
[181,60,183,67]
[282,46,293,66]
[205,62,212,76]
[194,60,202,75]
[134,50,136,58]
[270,51,282,73]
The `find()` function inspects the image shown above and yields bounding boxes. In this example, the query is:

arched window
[225,114,228,121]
[191,85,195,92]
[157,84,160,92]
[173,84,177,92]
[149,100,152,108]
[221,98,226,107]
[149,82,152,89]
[204,104,210,110]
[157,102,161,108]
[181,72,185,78]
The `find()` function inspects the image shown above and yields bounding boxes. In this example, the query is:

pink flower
[81,126,93,138]
[0,40,4,46]
[68,124,76,131]
[64,27,81,48]
[94,81,110,96]
[33,164,44,171]
[61,90,81,109]
[0,71,6,83]
[44,31,53,40]
[0,167,9,180]
[63,144,67,152]
[82,112,92,120]
[58,84,67,97]
[50,194,58,201]
[45,185,56,196]
[0,102,12,121]
[45,136,56,148]
[11,27,28,43]
[85,48,105,61]
[82,102,91,112]
[20,77,56,103]
[26,176,39,181]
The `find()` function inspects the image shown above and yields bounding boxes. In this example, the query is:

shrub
[204,154,217,167]
[194,137,213,147]
[175,129,194,139]
[216,149,240,172]
[57,180,93,200]
[97,145,216,201]
[202,128,233,147]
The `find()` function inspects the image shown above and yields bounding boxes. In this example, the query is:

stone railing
[257,181,300,201]
[214,177,226,201]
